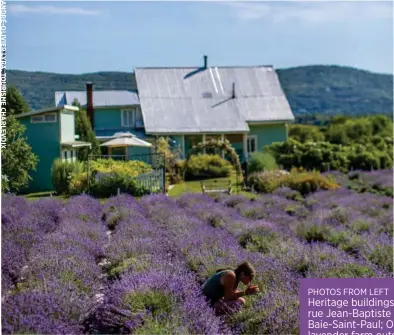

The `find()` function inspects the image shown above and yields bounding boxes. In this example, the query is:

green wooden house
[15,105,91,192]
[55,56,295,162]
[54,87,152,160]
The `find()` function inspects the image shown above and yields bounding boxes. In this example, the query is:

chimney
[232,82,236,99]
[86,82,94,128]
[203,55,208,68]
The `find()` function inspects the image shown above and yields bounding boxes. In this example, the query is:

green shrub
[286,169,340,196]
[338,235,363,256]
[239,228,279,253]
[83,158,155,197]
[51,159,85,195]
[247,171,288,193]
[90,159,152,176]
[90,174,151,198]
[326,230,349,247]
[124,291,173,317]
[247,152,278,173]
[323,264,376,278]
[289,124,325,143]
[296,223,332,243]
[247,169,339,195]
[68,172,89,195]
[367,245,393,272]
[185,154,232,180]
[349,220,371,233]
[266,139,393,173]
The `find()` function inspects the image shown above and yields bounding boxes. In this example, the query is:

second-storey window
[121,109,134,127]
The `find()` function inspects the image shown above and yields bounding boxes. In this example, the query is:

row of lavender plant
[2,195,108,334]
[140,194,300,334]
[304,189,393,273]
[214,189,393,275]
[2,195,64,298]
[176,192,393,331]
[91,194,230,334]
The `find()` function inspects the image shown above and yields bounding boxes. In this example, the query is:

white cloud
[222,1,392,23]
[8,4,101,16]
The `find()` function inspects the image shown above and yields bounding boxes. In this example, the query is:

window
[31,115,44,123]
[247,136,257,154]
[31,113,57,123]
[121,108,144,128]
[121,109,135,127]
[70,150,74,161]
[63,150,68,161]
[45,114,56,122]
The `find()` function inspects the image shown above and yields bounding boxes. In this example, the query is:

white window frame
[121,108,135,127]
[247,135,258,154]
[31,113,57,123]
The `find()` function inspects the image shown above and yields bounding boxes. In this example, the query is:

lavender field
[2,176,393,334]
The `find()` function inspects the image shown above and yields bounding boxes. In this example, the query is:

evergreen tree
[72,99,101,161]
[6,86,29,116]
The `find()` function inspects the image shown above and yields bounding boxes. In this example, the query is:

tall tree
[72,99,101,161]
[2,88,38,193]
[6,86,29,116]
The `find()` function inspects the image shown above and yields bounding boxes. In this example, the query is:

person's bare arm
[221,272,247,301]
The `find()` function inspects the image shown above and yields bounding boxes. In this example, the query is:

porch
[171,133,256,162]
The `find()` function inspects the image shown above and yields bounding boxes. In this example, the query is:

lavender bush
[2,169,393,334]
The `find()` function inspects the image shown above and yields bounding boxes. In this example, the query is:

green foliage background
[2,87,38,192]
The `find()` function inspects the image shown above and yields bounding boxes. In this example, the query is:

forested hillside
[7,65,393,116]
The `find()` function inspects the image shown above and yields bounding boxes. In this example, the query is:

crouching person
[202,261,260,316]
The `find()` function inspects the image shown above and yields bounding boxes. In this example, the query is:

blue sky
[8,1,393,74]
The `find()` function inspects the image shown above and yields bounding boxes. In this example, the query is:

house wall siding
[128,146,152,157]
[94,109,122,129]
[248,123,287,151]
[60,109,75,142]
[94,107,145,136]
[20,113,60,192]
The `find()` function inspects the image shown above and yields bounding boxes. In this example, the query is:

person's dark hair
[216,261,256,280]
[234,261,255,279]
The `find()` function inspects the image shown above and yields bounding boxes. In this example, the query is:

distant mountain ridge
[7,65,393,116]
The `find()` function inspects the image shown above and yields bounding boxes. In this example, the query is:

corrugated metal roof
[140,97,249,133]
[55,90,140,107]
[135,66,294,134]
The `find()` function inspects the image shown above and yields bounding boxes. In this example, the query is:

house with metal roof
[55,56,295,161]
[55,84,150,159]
[15,105,91,192]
